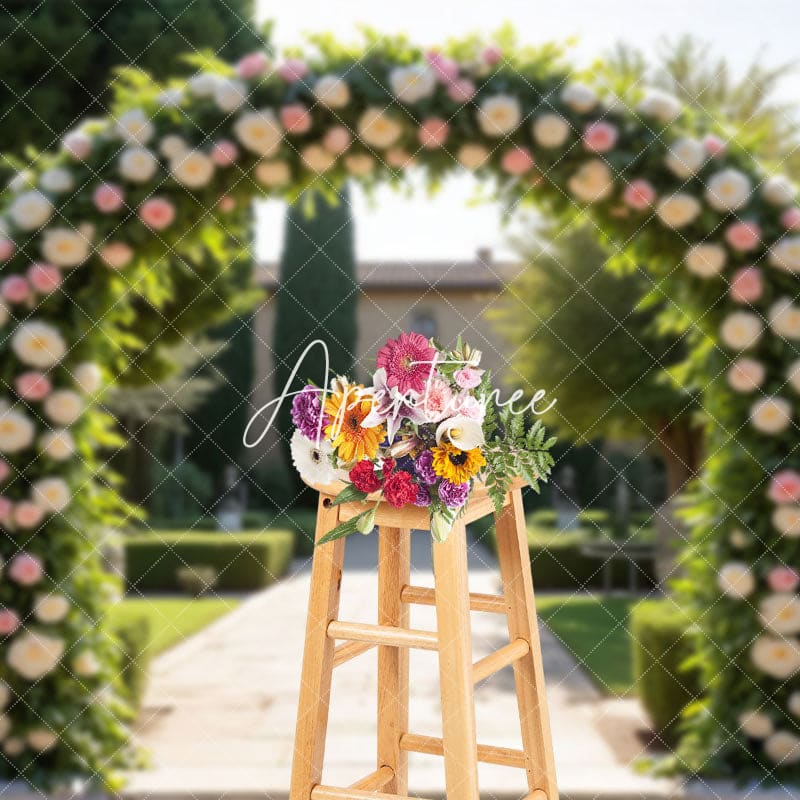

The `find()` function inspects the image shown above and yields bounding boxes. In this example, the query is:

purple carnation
[414,484,431,507]
[438,479,469,508]
[291,386,327,441]
[414,449,437,485]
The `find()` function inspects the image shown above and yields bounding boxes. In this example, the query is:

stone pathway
[120,535,694,800]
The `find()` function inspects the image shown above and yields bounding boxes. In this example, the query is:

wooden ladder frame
[289,480,558,800]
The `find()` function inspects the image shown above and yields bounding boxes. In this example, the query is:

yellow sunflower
[431,442,486,484]
[324,383,384,463]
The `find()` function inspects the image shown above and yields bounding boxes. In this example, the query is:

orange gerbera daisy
[324,383,384,463]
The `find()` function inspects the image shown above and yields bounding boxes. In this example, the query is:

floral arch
[0,32,799,787]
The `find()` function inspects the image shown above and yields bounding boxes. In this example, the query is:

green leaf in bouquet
[317,508,376,545]
[329,484,370,506]
[431,508,456,544]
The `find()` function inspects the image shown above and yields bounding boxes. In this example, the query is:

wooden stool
[289,478,558,800]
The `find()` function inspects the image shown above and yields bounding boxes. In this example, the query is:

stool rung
[524,792,549,800]
[327,620,438,651]
[348,765,394,790]
[400,584,507,614]
[312,786,430,800]
[332,640,376,667]
[472,638,530,683]
[399,733,526,768]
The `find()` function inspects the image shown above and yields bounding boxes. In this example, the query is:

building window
[409,310,438,340]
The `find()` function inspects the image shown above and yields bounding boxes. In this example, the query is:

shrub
[630,600,700,742]
[106,614,153,710]
[124,530,294,592]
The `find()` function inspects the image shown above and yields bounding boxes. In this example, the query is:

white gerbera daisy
[290,429,339,486]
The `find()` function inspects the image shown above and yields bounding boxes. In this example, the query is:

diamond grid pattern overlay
[0,5,798,797]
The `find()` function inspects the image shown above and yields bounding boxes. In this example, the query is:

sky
[253,0,800,262]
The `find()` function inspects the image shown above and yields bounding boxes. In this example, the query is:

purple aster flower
[414,484,431,507]
[414,449,437,485]
[438,479,470,508]
[291,385,327,442]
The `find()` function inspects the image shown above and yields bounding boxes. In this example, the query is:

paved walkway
[122,535,679,800]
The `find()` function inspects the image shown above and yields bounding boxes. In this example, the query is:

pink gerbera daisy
[376,332,436,395]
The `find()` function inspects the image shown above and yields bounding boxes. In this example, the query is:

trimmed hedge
[124,529,295,592]
[106,614,153,710]
[630,600,700,741]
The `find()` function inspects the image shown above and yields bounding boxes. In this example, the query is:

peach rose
[14,501,44,529]
[501,147,534,175]
[769,470,800,504]
[418,118,450,149]
[15,371,51,401]
[623,179,656,210]
[8,553,44,586]
[447,78,475,102]
[236,51,270,80]
[726,358,765,393]
[729,267,762,304]
[782,208,800,230]
[280,104,312,135]
[725,221,761,252]
[583,121,618,153]
[323,126,352,155]
[1,276,30,304]
[767,567,800,593]
[211,140,238,167]
[92,183,125,213]
[27,263,61,293]
[139,198,175,231]
[278,59,308,82]
[0,610,20,635]
[99,242,133,270]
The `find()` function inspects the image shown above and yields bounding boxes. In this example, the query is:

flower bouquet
[289,333,556,544]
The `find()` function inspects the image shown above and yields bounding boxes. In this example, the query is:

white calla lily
[435,416,485,450]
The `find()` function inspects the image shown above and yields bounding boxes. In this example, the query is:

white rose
[751,397,792,435]
[119,147,158,183]
[6,632,65,680]
[759,593,800,635]
[301,145,336,174]
[769,237,800,273]
[34,594,70,624]
[234,110,282,157]
[764,731,800,765]
[705,168,752,212]
[72,362,102,394]
[787,359,800,395]
[214,78,248,113]
[72,650,101,677]
[32,477,71,513]
[769,297,800,339]
[170,151,215,189]
[560,82,597,113]
[26,729,57,752]
[0,408,35,454]
[532,113,571,148]
[12,321,67,367]
[159,135,189,160]
[738,710,773,739]
[751,636,800,679]
[762,175,796,206]
[478,94,521,137]
[568,159,614,203]
[44,389,83,426]
[39,430,75,461]
[9,191,53,231]
[717,562,755,599]
[62,130,92,160]
[188,72,221,97]
[345,154,375,177]
[254,160,291,187]
[719,312,763,350]
[7,171,32,193]
[389,64,436,103]
[685,243,726,278]
[727,358,765,393]
[41,227,90,268]
[115,109,153,144]
[773,505,800,538]
[788,692,800,717]
[637,89,682,123]
[656,193,701,228]
[357,108,403,149]
[457,144,490,170]
[39,167,74,194]
[664,137,706,179]
[314,75,350,108]
[0,681,10,709]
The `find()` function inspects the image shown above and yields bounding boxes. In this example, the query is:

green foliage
[105,614,153,711]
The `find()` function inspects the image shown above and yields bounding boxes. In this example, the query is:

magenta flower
[376,332,436,394]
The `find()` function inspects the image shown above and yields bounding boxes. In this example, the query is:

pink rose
[454,367,484,389]
[501,146,535,175]
[418,118,450,149]
[211,140,238,167]
[0,497,12,524]
[0,239,14,262]
[447,78,476,103]
[583,121,618,153]
[1,275,30,304]
[0,609,20,636]
[427,51,459,83]
[8,553,44,586]
[236,51,270,80]
[725,221,761,252]
[14,501,44,529]
[729,267,763,304]
[768,469,800,504]
[454,393,486,422]
[280,104,312,135]
[0,460,9,484]
[92,183,125,214]
[767,566,800,593]
[218,196,236,213]
[623,179,656,210]
[781,208,800,230]
[139,198,175,231]
[62,131,92,160]
[27,263,61,293]
[482,44,502,65]
[278,59,308,82]
[15,371,51,401]
[99,242,133,270]
[703,134,726,156]
[323,126,351,154]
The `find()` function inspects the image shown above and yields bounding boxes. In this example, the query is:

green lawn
[107,597,241,656]
[535,595,638,696]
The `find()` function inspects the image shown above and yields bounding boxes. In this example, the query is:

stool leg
[432,520,480,800]
[495,488,559,800]
[377,526,411,793]
[289,495,346,800]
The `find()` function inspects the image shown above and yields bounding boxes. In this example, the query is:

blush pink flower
[280,103,312,135]
[323,126,351,154]
[767,566,800,593]
[703,134,727,156]
[15,371,51,401]
[27,263,61,293]
[99,242,134,270]
[1,276,30,304]
[139,198,175,231]
[482,44,502,65]
[768,469,800,504]
[0,239,15,262]
[211,140,238,167]
[583,121,618,153]
[427,51,459,83]
[781,208,800,230]
[730,267,763,304]
[92,183,124,213]
[623,179,656,210]
[376,332,437,394]
[0,609,20,635]
[236,51,270,80]
[0,460,9,483]
[501,147,535,175]
[62,130,92,160]
[725,221,761,252]
[419,377,454,422]
[14,501,44,529]
[0,497,12,524]
[278,59,308,82]
[418,118,450,149]
[218,195,236,213]
[447,78,476,103]
[8,553,44,586]
[453,393,486,422]
[454,367,484,389]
